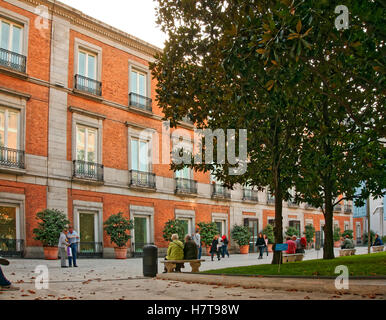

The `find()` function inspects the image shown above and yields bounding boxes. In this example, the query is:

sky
[59,0,167,48]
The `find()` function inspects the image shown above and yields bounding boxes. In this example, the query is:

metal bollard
[143,244,158,277]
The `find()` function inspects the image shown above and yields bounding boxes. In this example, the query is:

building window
[289,220,301,235]
[73,124,103,181]
[0,205,23,255]
[129,62,152,112]
[76,125,97,163]
[214,220,226,236]
[0,19,23,54]
[177,218,193,236]
[133,216,150,253]
[268,219,275,227]
[78,211,101,255]
[131,138,149,172]
[0,107,24,169]
[74,40,102,96]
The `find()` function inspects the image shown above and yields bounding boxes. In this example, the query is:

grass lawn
[202,252,386,277]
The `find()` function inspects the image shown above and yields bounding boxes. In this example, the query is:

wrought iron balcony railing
[129,170,156,189]
[242,188,258,202]
[129,92,152,112]
[0,48,26,73]
[77,242,103,257]
[175,178,198,195]
[74,74,102,96]
[211,183,231,199]
[73,160,104,181]
[0,239,24,257]
[267,194,275,205]
[0,146,25,169]
[287,200,299,208]
[344,205,353,214]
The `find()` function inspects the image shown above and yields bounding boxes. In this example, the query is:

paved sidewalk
[0,246,382,300]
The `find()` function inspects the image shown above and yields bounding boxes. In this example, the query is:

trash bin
[143,244,158,277]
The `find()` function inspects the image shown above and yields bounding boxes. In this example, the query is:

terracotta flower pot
[239,245,250,254]
[114,247,128,259]
[334,241,341,248]
[43,246,59,260]
[267,243,273,253]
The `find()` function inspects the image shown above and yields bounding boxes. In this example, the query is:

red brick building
[0,0,363,258]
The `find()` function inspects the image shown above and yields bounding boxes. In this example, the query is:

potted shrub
[305,224,316,249]
[231,225,251,254]
[341,229,353,239]
[262,224,275,252]
[197,222,219,255]
[162,219,186,244]
[285,226,300,238]
[104,212,133,259]
[33,209,70,260]
[333,226,341,247]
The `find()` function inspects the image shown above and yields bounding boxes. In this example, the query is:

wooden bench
[161,259,205,273]
[282,253,304,263]
[339,249,356,256]
[372,245,384,253]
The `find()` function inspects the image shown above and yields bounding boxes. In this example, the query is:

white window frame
[130,205,155,248]
[128,60,151,99]
[77,49,97,80]
[133,215,151,244]
[130,137,150,172]
[75,124,98,163]
[71,112,103,165]
[0,203,20,240]
[175,209,195,237]
[212,213,228,236]
[74,38,102,82]
[0,17,23,53]
[128,126,154,173]
[0,106,20,149]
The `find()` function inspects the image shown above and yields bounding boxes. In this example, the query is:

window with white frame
[76,125,98,164]
[131,69,147,97]
[0,107,20,150]
[78,50,97,80]
[0,18,23,54]
[130,137,150,172]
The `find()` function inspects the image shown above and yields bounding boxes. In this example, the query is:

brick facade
[0,0,356,258]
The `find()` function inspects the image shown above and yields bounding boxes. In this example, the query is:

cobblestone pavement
[1,246,383,300]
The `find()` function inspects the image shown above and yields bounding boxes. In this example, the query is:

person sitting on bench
[373,234,383,246]
[341,235,355,249]
[163,233,184,273]
[183,234,198,260]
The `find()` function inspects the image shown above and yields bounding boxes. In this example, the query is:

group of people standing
[209,234,230,261]
[58,226,80,268]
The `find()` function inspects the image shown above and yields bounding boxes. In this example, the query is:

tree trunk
[323,193,335,259]
[272,173,283,265]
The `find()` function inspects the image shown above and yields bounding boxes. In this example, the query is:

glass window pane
[0,110,5,146]
[134,217,148,252]
[139,141,148,172]
[87,54,96,79]
[131,139,138,170]
[138,73,146,96]
[11,25,22,54]
[1,21,10,50]
[87,129,97,163]
[7,111,18,149]
[76,127,85,161]
[79,213,95,252]
[78,52,86,76]
[0,206,17,239]
[131,71,138,93]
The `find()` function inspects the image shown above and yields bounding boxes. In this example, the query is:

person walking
[184,235,198,260]
[0,257,19,291]
[221,235,230,258]
[210,235,221,261]
[67,226,80,267]
[263,234,269,256]
[217,234,223,258]
[255,233,266,259]
[192,228,202,259]
[58,228,69,268]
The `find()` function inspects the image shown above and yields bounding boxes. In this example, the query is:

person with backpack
[221,235,230,258]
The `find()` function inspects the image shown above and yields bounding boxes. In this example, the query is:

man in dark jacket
[256,233,266,259]
[373,234,383,246]
[184,235,198,260]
